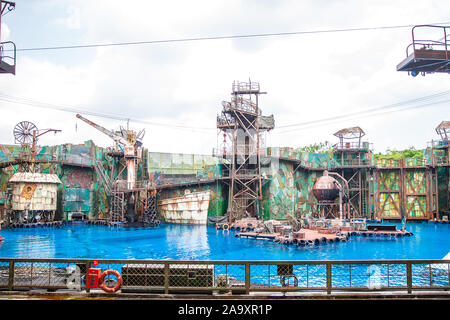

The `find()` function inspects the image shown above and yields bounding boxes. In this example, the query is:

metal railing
[407,25,449,59]
[0,41,16,68]
[0,258,448,295]
[333,141,373,151]
[0,152,95,167]
[333,159,373,167]
[232,81,260,93]
[428,139,450,149]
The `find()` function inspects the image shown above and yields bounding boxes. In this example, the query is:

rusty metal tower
[332,126,372,219]
[216,80,274,223]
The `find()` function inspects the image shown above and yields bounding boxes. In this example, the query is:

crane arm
[76,114,131,147]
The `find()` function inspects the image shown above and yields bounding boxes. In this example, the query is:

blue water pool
[0,222,448,260]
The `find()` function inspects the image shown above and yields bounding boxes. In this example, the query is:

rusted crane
[75,114,143,190]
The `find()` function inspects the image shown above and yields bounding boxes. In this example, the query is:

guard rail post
[406,262,412,294]
[85,261,91,293]
[8,261,14,291]
[326,263,332,294]
[164,262,169,294]
[245,263,250,295]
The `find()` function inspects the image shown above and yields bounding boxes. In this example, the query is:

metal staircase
[94,160,111,193]
[142,193,160,226]
[110,186,125,223]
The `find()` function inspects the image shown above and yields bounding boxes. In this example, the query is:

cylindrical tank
[312,171,339,201]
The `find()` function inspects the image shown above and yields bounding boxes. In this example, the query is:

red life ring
[99,269,122,293]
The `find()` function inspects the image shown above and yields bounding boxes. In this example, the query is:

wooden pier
[345,230,413,237]
[236,228,348,246]
[7,221,64,229]
[235,227,413,246]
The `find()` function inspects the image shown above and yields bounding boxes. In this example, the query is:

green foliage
[295,141,334,154]
[373,147,423,160]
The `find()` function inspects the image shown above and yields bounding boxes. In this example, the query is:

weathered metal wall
[64,188,91,220]
[0,141,109,220]
[148,152,218,175]
[0,141,448,221]
[373,162,437,220]
[11,182,58,211]
[159,190,211,224]
[261,159,319,220]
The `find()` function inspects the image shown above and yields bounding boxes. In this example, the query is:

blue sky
[0,0,449,154]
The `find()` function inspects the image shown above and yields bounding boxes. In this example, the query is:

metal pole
[245,263,250,295]
[0,1,3,44]
[8,261,14,291]
[444,27,448,61]
[164,262,169,294]
[85,261,91,293]
[406,262,412,294]
[326,263,332,294]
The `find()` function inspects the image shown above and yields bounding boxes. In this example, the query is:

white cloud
[1,23,10,40]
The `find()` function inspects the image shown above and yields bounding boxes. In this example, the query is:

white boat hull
[159,190,211,225]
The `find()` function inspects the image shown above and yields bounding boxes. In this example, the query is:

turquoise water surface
[0,222,448,260]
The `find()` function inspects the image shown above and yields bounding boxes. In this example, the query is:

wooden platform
[397,49,450,74]
[236,229,347,246]
[236,227,412,246]
[236,232,278,240]
[346,230,413,237]
[7,221,64,229]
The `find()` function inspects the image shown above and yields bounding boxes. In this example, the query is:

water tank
[312,171,339,201]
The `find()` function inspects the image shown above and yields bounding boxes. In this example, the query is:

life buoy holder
[222,224,229,231]
[99,269,122,293]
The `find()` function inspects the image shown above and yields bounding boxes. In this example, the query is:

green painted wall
[1,141,449,221]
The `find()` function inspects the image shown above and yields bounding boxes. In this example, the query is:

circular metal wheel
[13,121,38,145]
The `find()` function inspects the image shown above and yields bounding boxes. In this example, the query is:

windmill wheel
[13,121,38,145]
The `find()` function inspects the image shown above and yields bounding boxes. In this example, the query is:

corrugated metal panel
[11,182,58,211]
[9,172,62,184]
[159,190,211,224]
[64,188,91,215]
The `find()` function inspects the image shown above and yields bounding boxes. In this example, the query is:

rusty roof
[436,121,450,132]
[8,172,62,184]
[333,126,365,139]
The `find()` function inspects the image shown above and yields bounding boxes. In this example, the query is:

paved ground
[0,290,449,300]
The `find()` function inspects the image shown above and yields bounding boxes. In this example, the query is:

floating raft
[236,229,348,246]
[345,230,413,237]
[87,219,109,226]
[8,221,63,229]
[236,232,278,240]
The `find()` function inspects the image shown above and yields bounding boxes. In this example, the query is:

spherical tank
[312,173,339,201]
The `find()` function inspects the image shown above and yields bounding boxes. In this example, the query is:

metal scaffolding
[331,127,371,219]
[216,80,274,223]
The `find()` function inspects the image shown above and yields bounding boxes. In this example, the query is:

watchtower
[216,80,274,223]
[332,127,373,218]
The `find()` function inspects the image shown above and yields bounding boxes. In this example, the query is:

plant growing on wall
[373,147,424,160]
[295,141,334,154]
